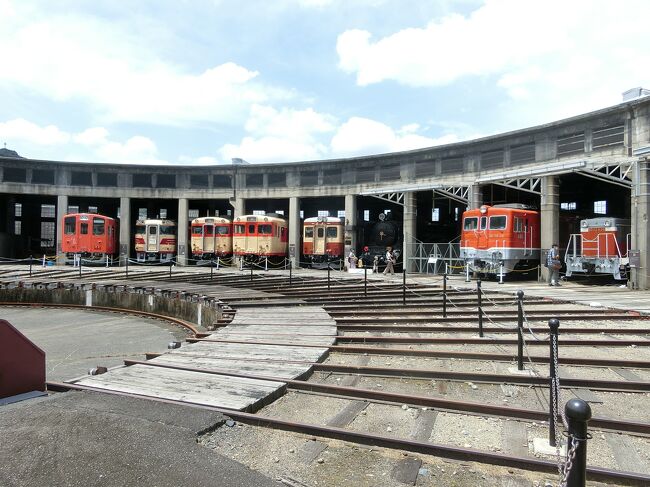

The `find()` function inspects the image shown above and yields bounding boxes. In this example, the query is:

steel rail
[333,336,650,346]
[45,380,650,485]
[122,358,650,435]
[0,302,200,335]
[334,314,641,323]
[336,324,650,335]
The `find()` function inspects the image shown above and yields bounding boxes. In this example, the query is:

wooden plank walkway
[70,304,337,412]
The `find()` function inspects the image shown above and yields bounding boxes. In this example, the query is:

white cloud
[0,118,70,145]
[330,117,457,157]
[0,8,290,126]
[336,0,650,117]
[74,127,110,146]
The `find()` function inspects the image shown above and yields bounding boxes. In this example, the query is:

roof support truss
[367,192,404,206]
[577,161,634,188]
[493,177,541,195]
[433,186,469,204]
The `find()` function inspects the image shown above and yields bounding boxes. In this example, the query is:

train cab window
[463,217,478,231]
[136,225,145,235]
[316,227,325,238]
[80,223,88,235]
[149,226,157,235]
[93,218,105,235]
[160,226,175,235]
[192,226,203,235]
[204,225,214,236]
[479,216,487,230]
[248,224,255,234]
[489,216,507,230]
[304,226,314,238]
[258,224,272,235]
[216,225,229,236]
[326,226,338,238]
[64,217,76,235]
[234,224,245,234]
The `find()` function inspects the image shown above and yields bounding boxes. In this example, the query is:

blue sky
[0,0,648,165]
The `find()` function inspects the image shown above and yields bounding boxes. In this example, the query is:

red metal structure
[460,204,541,275]
[0,319,45,399]
[62,213,117,263]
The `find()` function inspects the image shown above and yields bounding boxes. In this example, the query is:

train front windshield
[64,217,76,235]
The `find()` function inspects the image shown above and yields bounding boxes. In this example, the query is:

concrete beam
[402,192,416,272]
[539,176,559,281]
[177,198,188,266]
[288,197,300,268]
[344,194,358,261]
[56,194,68,265]
[119,197,131,266]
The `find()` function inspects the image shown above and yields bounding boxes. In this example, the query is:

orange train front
[302,216,344,266]
[233,214,288,261]
[61,213,117,263]
[190,217,233,261]
[460,204,540,275]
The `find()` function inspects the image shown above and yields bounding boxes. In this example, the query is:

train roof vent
[492,203,537,210]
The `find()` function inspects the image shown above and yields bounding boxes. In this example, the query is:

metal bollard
[517,290,524,370]
[564,398,592,487]
[169,260,172,278]
[465,262,470,282]
[477,278,483,337]
[125,256,129,278]
[79,257,82,277]
[250,264,253,282]
[327,264,331,292]
[210,262,213,281]
[548,317,560,447]
[364,266,367,297]
[443,270,448,318]
[29,255,33,277]
[402,269,406,305]
[498,262,504,284]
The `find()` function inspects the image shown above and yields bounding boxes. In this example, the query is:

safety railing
[405,242,463,274]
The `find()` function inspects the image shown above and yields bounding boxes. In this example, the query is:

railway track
[4,266,650,484]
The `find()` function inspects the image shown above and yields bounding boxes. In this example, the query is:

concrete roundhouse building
[1,92,650,288]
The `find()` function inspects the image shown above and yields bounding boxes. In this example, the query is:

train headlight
[480,205,487,214]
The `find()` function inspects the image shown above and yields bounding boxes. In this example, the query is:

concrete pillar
[631,160,650,290]
[344,194,357,260]
[402,191,417,272]
[56,194,68,265]
[468,184,483,209]
[540,176,560,281]
[119,197,131,266]
[177,198,188,266]
[288,196,301,268]
[231,197,246,217]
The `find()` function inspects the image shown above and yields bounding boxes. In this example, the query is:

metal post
[289,260,292,286]
[443,270,447,318]
[549,317,560,447]
[465,261,470,282]
[29,255,33,277]
[499,262,504,284]
[517,290,524,370]
[217,256,220,270]
[402,269,406,305]
[125,255,129,278]
[327,264,331,292]
[210,262,213,281]
[79,256,82,277]
[169,260,172,278]
[364,266,367,297]
[565,398,592,487]
[265,256,268,272]
[250,264,253,282]
[477,278,483,337]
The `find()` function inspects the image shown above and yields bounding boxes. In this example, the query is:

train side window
[80,223,88,235]
[192,226,203,235]
[64,217,76,235]
[514,217,524,232]
[304,226,314,238]
[93,218,105,235]
[317,227,325,238]
[479,216,487,230]
[463,217,478,231]
[489,216,506,230]
[216,225,229,235]
[326,226,338,238]
[258,224,272,235]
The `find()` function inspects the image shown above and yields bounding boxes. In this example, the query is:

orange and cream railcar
[135,219,177,263]
[302,216,344,266]
[565,217,630,280]
[190,217,233,261]
[62,213,117,263]
[233,214,288,262]
[460,204,540,275]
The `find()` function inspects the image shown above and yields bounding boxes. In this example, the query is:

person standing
[383,246,395,275]
[547,243,561,286]
[348,249,357,270]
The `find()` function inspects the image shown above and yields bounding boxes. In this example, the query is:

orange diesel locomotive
[190,216,233,261]
[302,216,344,266]
[135,218,177,263]
[233,214,288,262]
[564,217,630,280]
[460,204,540,275]
[62,213,117,263]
